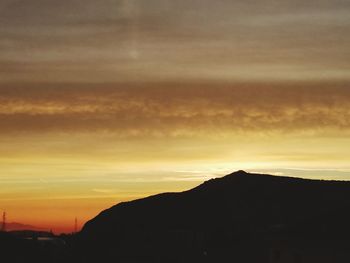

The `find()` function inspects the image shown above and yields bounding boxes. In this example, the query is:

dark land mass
[78,170,350,263]
[2,171,350,262]
[0,230,68,263]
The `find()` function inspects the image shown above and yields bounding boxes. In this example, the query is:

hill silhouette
[77,171,350,263]
[1,222,47,232]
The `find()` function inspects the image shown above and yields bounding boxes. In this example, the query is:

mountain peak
[230,170,249,175]
[222,170,251,179]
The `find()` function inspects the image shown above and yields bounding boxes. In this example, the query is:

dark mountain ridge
[78,170,350,262]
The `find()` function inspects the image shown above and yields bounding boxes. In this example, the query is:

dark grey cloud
[0,0,349,83]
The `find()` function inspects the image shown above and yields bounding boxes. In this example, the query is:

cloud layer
[1,0,350,83]
[1,83,350,136]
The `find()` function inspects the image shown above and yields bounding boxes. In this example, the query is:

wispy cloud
[92,188,114,193]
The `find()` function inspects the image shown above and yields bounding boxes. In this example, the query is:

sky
[1,0,350,233]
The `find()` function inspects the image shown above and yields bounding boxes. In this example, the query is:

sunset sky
[1,0,350,233]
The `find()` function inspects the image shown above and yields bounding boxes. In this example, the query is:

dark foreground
[2,171,350,263]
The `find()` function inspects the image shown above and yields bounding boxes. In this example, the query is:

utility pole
[1,211,6,232]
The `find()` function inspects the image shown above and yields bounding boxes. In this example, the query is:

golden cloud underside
[1,84,350,136]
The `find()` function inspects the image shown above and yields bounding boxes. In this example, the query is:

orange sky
[1,0,350,233]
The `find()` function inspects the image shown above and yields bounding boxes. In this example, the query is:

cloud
[92,188,114,193]
[0,83,350,136]
[1,0,349,83]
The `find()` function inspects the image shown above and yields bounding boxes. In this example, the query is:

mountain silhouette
[77,170,350,263]
[1,222,47,232]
